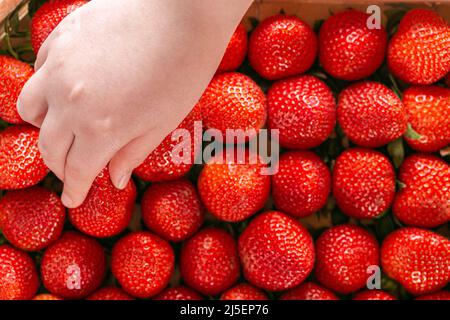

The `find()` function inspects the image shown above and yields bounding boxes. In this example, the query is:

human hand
[18,0,252,208]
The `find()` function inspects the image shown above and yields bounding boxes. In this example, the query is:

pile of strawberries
[0,0,449,301]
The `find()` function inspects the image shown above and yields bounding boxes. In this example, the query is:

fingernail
[117,172,130,190]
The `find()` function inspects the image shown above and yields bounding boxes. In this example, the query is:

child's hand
[17,0,251,208]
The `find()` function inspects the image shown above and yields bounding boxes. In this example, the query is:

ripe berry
[238,211,315,291]
[221,283,268,300]
[69,168,136,238]
[381,228,450,295]
[217,23,248,73]
[319,10,387,81]
[416,291,450,300]
[198,151,270,222]
[31,0,88,54]
[388,9,450,84]
[403,86,450,152]
[40,231,106,299]
[141,179,203,242]
[87,287,134,300]
[199,72,266,139]
[0,125,48,190]
[111,231,174,298]
[267,75,336,149]
[353,290,396,300]
[315,224,380,294]
[0,55,33,124]
[272,151,330,217]
[0,187,65,251]
[0,245,39,300]
[154,286,204,300]
[180,228,240,296]
[332,148,395,219]
[337,81,407,148]
[33,293,62,300]
[133,103,201,182]
[280,282,338,300]
[249,15,317,80]
[393,154,449,228]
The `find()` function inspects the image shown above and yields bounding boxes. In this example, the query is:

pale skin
[17,0,253,208]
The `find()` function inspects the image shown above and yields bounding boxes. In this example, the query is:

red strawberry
[31,0,88,54]
[221,283,268,300]
[0,245,39,300]
[353,290,396,300]
[279,282,338,300]
[199,72,266,139]
[403,86,450,152]
[315,224,380,294]
[319,10,387,81]
[267,75,336,149]
[180,228,240,296]
[337,81,407,148]
[446,73,450,87]
[153,286,203,300]
[249,15,317,80]
[33,293,62,300]
[40,231,106,299]
[197,150,270,222]
[238,211,315,292]
[393,154,449,228]
[111,231,174,298]
[272,151,331,217]
[332,148,395,219]
[217,23,248,73]
[0,125,48,189]
[381,228,450,295]
[141,179,203,242]
[0,186,65,251]
[0,55,33,124]
[133,103,201,182]
[388,9,450,85]
[416,291,450,300]
[87,287,134,300]
[69,168,136,238]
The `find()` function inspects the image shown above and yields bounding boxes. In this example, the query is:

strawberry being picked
[0,55,34,124]
[31,0,89,54]
[403,85,450,153]
[381,228,450,295]
[393,154,450,228]
[319,10,387,81]
[249,15,317,80]
[0,125,48,190]
[388,9,450,85]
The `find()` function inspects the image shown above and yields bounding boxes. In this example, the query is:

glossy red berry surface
[0,245,39,300]
[111,231,174,298]
[416,291,450,300]
[180,228,240,296]
[217,23,248,73]
[87,287,134,300]
[393,154,449,228]
[221,283,268,300]
[142,179,204,242]
[239,211,315,292]
[353,290,396,300]
[315,224,380,294]
[272,151,330,217]
[69,168,136,238]
[0,125,48,190]
[267,75,336,149]
[0,55,33,124]
[279,282,338,300]
[319,10,387,81]
[388,9,450,84]
[332,148,396,219]
[154,286,204,300]
[381,228,450,296]
[249,15,317,80]
[0,187,65,251]
[40,231,106,299]
[337,81,407,148]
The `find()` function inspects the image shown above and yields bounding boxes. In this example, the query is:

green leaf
[331,210,350,225]
[387,138,405,169]
[404,123,422,140]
